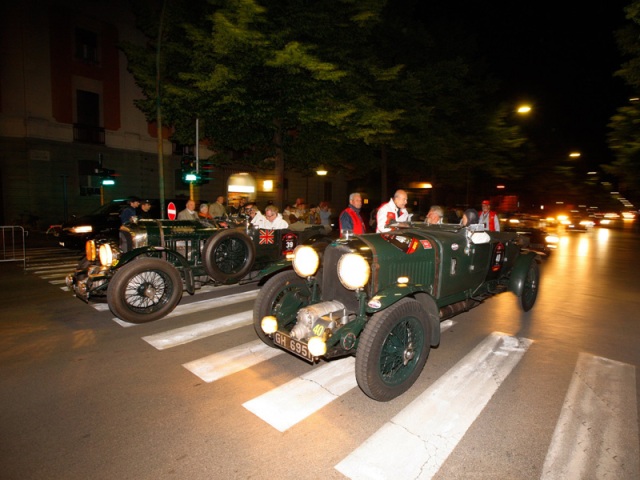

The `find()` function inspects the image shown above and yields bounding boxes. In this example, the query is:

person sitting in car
[249,204,288,229]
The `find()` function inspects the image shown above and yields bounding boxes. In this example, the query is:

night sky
[426,2,632,168]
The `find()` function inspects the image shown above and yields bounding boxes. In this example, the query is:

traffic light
[96,167,116,186]
[181,155,210,185]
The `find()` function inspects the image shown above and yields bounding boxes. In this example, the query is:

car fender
[256,259,293,283]
[508,252,538,297]
[114,246,196,294]
[364,285,440,347]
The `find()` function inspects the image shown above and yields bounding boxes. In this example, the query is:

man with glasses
[247,204,289,229]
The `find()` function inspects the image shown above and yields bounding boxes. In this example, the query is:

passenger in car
[461,208,479,226]
[425,205,444,225]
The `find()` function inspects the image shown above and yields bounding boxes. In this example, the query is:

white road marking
[243,320,458,432]
[541,353,639,480]
[183,339,284,382]
[142,310,254,349]
[112,289,258,326]
[243,357,357,432]
[335,332,532,480]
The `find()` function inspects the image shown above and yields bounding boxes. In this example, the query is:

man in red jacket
[479,199,500,231]
[339,193,367,236]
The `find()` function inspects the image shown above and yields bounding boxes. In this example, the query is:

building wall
[0,0,346,229]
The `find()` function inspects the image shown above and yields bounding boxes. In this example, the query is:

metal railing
[0,226,26,269]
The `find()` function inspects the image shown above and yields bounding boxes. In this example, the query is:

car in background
[556,212,594,232]
[502,216,559,255]
[66,217,331,323]
[58,198,184,249]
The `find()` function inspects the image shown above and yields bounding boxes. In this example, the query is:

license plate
[273,331,313,362]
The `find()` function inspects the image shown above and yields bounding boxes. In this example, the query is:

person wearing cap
[120,196,141,224]
[479,199,500,231]
[138,199,154,219]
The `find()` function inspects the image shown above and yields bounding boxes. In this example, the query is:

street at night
[2,225,639,479]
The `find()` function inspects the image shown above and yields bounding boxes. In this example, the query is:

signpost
[167,202,177,220]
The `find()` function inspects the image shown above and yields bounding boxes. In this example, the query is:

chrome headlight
[70,225,92,234]
[98,243,121,266]
[337,253,370,290]
[292,245,320,277]
[85,240,97,262]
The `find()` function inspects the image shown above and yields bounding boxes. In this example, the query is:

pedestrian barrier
[0,226,26,269]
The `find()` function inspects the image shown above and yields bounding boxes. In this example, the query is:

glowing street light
[569,152,581,158]
[517,105,532,114]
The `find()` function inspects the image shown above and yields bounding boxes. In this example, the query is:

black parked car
[58,198,183,249]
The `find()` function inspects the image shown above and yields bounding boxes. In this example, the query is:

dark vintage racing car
[66,217,330,323]
[254,222,540,401]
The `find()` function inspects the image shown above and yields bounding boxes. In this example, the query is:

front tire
[355,298,431,401]
[253,270,313,347]
[519,260,539,312]
[107,258,183,323]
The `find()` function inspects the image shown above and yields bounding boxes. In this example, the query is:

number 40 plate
[273,331,313,362]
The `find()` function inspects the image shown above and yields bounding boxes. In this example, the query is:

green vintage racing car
[66,217,330,323]
[254,222,540,401]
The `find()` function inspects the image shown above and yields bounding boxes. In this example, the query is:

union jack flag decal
[259,229,275,244]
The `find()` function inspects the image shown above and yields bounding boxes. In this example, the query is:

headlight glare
[292,245,320,277]
[85,240,97,262]
[261,316,278,334]
[338,253,370,290]
[71,225,92,234]
[98,243,114,266]
[308,336,327,357]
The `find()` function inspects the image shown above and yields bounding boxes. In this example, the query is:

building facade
[0,0,345,229]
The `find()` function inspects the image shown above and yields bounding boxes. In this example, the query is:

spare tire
[202,229,256,283]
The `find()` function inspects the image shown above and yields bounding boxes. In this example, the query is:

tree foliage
[608,0,640,193]
[122,0,527,204]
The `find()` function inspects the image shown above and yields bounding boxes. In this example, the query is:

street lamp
[517,104,532,114]
[315,165,328,176]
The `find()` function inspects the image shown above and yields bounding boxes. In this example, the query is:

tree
[607,1,640,195]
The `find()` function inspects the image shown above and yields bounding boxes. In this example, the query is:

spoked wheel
[355,298,430,401]
[520,260,539,312]
[107,258,183,323]
[202,230,256,284]
[253,270,314,347]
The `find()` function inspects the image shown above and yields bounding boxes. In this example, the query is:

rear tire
[519,260,539,312]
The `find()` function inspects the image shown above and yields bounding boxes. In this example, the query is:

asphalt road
[1,226,639,479]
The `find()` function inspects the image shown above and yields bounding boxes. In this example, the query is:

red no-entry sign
[167,202,177,220]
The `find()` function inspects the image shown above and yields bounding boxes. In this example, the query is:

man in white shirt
[376,189,410,232]
[248,204,289,229]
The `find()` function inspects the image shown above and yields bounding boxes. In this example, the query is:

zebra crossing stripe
[183,339,284,382]
[335,332,532,479]
[142,310,253,350]
[242,320,458,432]
[112,289,259,326]
[541,353,639,480]
[243,357,357,432]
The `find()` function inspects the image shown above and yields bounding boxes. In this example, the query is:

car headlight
[70,225,92,234]
[99,243,113,266]
[545,234,559,244]
[292,245,320,277]
[85,240,97,262]
[337,253,370,290]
